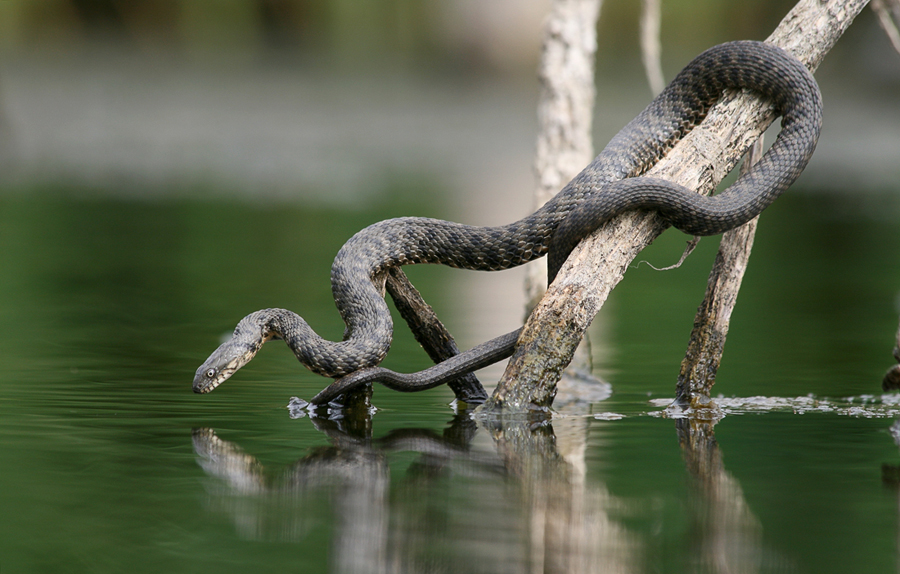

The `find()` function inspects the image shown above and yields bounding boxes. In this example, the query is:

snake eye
[205,368,217,379]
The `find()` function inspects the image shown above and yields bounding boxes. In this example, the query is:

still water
[0,187,898,573]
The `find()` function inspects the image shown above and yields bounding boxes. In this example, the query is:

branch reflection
[192,405,776,573]
[676,417,771,574]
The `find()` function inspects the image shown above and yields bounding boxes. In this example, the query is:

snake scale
[193,41,822,403]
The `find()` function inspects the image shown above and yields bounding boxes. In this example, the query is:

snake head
[194,312,276,394]
[193,340,257,394]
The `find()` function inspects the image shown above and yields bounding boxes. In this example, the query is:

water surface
[0,188,898,573]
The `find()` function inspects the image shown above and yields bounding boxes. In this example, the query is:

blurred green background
[0,0,896,199]
[0,0,809,67]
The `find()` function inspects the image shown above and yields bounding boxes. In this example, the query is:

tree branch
[675,138,764,408]
[482,0,871,414]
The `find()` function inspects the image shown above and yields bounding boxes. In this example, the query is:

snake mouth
[193,381,218,394]
[192,376,220,394]
[194,336,262,394]
[193,367,230,394]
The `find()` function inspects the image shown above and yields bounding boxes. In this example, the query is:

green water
[0,188,898,573]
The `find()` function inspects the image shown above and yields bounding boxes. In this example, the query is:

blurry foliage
[599,0,798,57]
[0,0,811,71]
[0,0,444,66]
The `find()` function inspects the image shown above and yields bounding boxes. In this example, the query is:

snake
[193,40,822,402]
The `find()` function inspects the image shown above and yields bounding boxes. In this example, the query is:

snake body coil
[193,41,822,399]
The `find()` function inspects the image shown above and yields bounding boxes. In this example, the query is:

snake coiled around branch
[193,40,822,401]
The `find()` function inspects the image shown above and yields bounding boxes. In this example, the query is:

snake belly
[194,40,822,398]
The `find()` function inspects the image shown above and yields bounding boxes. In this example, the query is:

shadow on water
[192,404,786,574]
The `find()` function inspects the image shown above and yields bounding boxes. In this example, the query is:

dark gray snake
[193,41,822,403]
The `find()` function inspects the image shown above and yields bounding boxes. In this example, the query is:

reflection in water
[882,419,900,574]
[677,418,779,574]
[193,425,390,558]
[193,402,787,573]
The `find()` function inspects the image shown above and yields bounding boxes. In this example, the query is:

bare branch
[872,0,900,56]
[640,0,665,96]
[676,138,764,408]
[385,268,488,404]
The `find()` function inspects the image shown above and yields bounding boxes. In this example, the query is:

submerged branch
[483,0,871,414]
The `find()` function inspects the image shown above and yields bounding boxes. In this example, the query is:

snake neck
[254,308,391,377]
